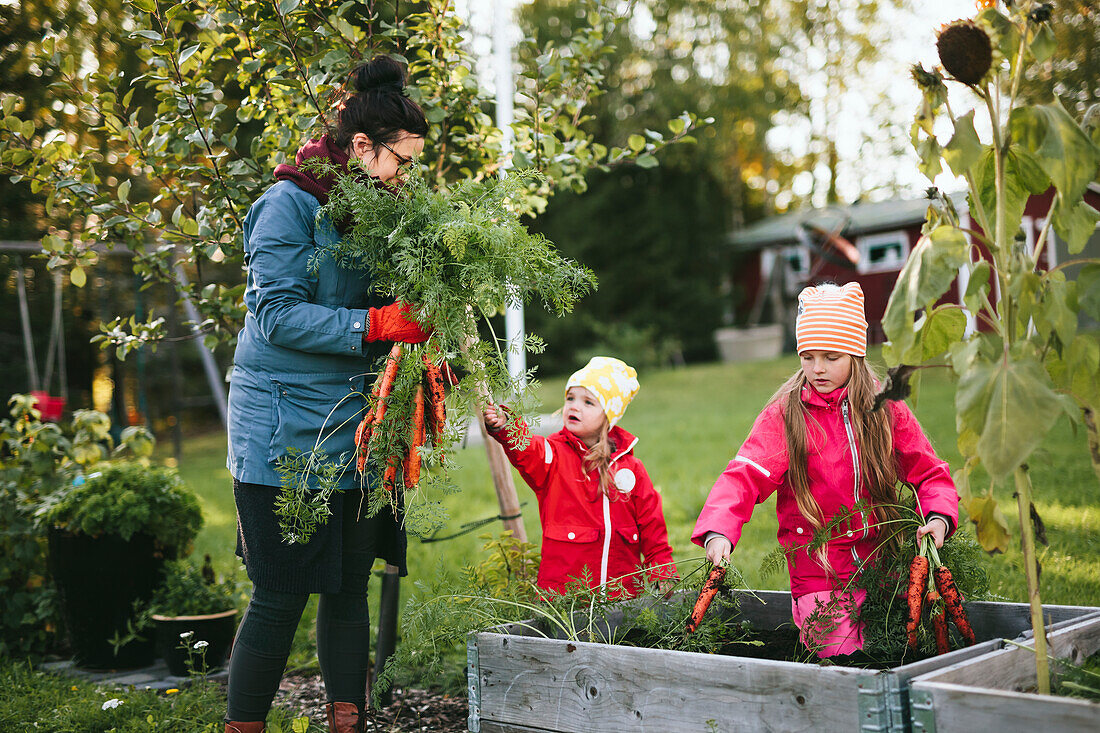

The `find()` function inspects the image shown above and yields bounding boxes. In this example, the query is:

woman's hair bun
[352,55,407,95]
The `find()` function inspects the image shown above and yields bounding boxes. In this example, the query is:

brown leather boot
[224,722,265,733]
[325,701,366,733]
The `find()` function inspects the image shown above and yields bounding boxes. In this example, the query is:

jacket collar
[557,424,638,459]
[800,384,849,410]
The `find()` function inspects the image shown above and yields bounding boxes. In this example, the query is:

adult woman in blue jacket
[224,56,430,733]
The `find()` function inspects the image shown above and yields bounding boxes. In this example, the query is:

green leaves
[942,110,985,178]
[882,226,969,364]
[973,145,1050,236]
[1010,102,1100,203]
[956,353,1070,482]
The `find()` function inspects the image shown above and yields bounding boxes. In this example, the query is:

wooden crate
[909,613,1100,733]
[466,591,1099,733]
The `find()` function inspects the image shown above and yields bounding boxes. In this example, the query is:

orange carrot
[382,459,398,492]
[354,415,373,473]
[906,555,929,649]
[933,565,976,646]
[373,343,403,426]
[686,565,727,634]
[928,589,950,654]
[422,354,448,444]
[403,385,425,489]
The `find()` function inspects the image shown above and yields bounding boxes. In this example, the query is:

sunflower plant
[886,0,1100,692]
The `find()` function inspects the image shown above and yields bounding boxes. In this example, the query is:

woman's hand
[365,301,432,344]
[916,516,949,549]
[704,535,732,566]
[483,405,507,431]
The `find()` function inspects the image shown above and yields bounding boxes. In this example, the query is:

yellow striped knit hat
[796,282,868,357]
[565,356,639,428]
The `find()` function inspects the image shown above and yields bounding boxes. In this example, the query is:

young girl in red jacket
[693,283,958,657]
[484,356,677,598]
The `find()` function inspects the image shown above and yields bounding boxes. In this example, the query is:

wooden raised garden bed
[466,590,1099,733]
[908,613,1100,733]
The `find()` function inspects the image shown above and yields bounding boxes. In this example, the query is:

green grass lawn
[170,353,1100,679]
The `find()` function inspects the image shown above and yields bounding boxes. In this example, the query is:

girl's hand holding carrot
[916,516,949,548]
[704,535,732,566]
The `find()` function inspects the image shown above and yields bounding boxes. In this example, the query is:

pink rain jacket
[692,385,958,597]
[489,423,677,597]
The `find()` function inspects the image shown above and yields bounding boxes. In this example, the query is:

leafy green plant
[147,559,242,618]
[0,0,703,356]
[0,395,155,656]
[271,168,596,542]
[40,462,203,555]
[890,0,1100,691]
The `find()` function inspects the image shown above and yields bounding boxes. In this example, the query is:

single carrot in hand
[404,385,425,489]
[686,565,727,634]
[906,555,930,649]
[382,459,398,492]
[933,565,976,646]
[927,589,950,654]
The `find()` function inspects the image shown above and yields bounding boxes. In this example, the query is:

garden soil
[275,672,468,732]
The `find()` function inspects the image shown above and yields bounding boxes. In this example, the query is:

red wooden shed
[727,185,1100,353]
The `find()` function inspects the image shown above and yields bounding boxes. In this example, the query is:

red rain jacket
[692,386,958,597]
[489,423,677,597]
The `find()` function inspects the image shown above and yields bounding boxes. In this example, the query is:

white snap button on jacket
[614,468,636,493]
[796,526,804,535]
[567,532,575,540]
[353,321,361,329]
[632,533,638,541]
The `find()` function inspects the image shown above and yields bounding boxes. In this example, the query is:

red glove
[365,302,432,344]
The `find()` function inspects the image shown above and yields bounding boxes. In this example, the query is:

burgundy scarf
[273,135,351,205]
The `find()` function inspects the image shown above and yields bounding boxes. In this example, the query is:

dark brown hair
[331,55,428,148]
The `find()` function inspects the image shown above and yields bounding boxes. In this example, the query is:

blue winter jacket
[226,180,388,489]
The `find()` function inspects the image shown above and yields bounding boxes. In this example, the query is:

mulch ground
[275,673,469,732]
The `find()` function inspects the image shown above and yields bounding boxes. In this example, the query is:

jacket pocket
[267,373,366,468]
[543,525,600,543]
[615,525,641,547]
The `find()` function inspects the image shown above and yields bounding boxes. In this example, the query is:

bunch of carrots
[906,534,976,655]
[353,343,450,492]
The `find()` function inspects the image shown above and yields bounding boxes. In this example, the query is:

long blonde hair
[772,356,902,570]
[581,419,616,496]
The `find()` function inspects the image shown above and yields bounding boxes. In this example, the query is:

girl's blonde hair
[581,418,617,496]
[771,356,902,571]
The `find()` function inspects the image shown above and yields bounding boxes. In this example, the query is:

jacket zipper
[600,493,611,588]
[841,399,869,541]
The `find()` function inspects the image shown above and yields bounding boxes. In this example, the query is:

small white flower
[193,640,209,650]
[101,698,123,711]
[179,631,195,640]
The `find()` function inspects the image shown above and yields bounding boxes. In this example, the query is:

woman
[224,55,430,733]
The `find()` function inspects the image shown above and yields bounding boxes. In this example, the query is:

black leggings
[226,515,376,721]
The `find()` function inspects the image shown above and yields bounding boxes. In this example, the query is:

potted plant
[41,461,203,669]
[147,558,242,677]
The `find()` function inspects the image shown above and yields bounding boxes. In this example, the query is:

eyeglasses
[376,139,415,168]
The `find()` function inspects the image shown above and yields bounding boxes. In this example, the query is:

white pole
[493,0,526,386]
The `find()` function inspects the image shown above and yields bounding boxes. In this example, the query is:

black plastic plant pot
[47,528,166,670]
[152,609,238,677]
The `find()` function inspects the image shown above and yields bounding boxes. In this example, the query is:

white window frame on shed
[781,245,811,295]
[855,230,910,274]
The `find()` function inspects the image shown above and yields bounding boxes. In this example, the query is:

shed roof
[729,194,964,251]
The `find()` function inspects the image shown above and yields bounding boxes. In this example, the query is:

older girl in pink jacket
[692,283,958,657]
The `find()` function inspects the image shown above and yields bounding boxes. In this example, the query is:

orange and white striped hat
[795,282,868,357]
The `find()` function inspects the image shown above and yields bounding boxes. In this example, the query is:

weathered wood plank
[475,632,868,733]
[910,616,1100,733]
[915,681,1100,733]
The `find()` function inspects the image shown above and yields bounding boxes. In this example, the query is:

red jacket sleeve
[631,462,677,582]
[692,403,788,550]
[890,401,959,533]
[487,420,554,495]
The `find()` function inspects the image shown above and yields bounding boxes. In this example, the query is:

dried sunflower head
[936,19,995,86]
[1028,3,1053,24]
